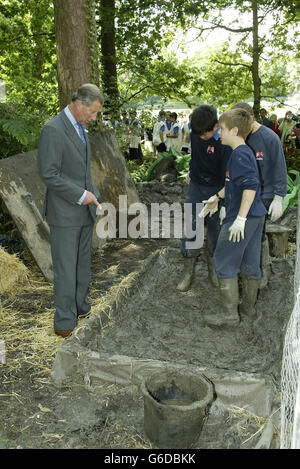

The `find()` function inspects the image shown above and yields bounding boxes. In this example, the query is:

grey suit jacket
[38,110,101,227]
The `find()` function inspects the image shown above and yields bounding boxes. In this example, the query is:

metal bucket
[141,369,214,448]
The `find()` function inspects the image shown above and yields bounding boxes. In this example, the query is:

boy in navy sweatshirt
[201,108,267,327]
[231,102,287,289]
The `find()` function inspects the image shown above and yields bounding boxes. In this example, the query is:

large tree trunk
[251,0,261,118]
[53,0,99,109]
[99,0,119,114]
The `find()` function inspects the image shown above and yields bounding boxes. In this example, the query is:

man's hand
[82,191,101,207]
[268,195,283,222]
[199,194,218,218]
[228,216,247,242]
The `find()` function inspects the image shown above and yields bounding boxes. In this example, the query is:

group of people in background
[105,109,192,161]
[257,108,300,158]
[152,110,191,155]
[105,106,300,165]
[105,109,144,161]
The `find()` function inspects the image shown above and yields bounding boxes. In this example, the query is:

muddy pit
[48,238,294,449]
[0,181,296,449]
[86,248,293,377]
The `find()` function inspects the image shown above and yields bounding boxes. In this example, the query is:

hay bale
[0,246,29,295]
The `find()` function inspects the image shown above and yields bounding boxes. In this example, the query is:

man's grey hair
[231,102,254,116]
[72,83,104,106]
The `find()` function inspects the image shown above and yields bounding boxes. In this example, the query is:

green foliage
[145,147,191,181]
[173,152,191,178]
[282,170,299,212]
[0,0,58,156]
[194,46,253,108]
[175,0,299,109]
[0,102,49,157]
[114,0,179,72]
[0,0,58,116]
[144,154,165,181]
[126,151,157,182]
[0,0,298,153]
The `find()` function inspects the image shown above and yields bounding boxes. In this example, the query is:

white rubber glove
[199,195,218,218]
[219,206,226,225]
[228,216,247,242]
[268,195,283,222]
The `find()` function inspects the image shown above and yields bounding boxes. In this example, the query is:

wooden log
[0,151,54,282]
[266,224,292,258]
[89,130,140,208]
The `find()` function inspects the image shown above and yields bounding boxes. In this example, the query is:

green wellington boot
[206,250,219,288]
[204,277,240,327]
[239,277,259,317]
[176,257,196,292]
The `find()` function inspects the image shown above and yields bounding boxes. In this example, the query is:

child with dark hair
[165,112,181,151]
[191,105,218,135]
[152,110,167,155]
[177,105,231,291]
[200,108,267,327]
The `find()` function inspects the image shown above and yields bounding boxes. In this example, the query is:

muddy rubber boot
[206,250,218,288]
[176,257,196,292]
[239,277,259,317]
[259,239,271,289]
[204,277,240,327]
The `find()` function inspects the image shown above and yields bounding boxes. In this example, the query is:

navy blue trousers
[213,216,265,279]
[181,180,222,257]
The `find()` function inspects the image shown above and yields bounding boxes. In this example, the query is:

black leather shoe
[55,329,73,338]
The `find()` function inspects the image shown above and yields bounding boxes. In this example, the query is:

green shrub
[145,147,191,181]
[0,102,49,158]
[125,150,157,182]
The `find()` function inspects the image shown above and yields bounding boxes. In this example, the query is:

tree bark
[251,0,261,118]
[99,0,119,114]
[53,0,99,109]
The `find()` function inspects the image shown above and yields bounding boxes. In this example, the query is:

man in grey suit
[38,83,104,338]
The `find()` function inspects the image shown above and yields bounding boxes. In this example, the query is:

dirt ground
[0,187,297,449]
[0,237,295,450]
[0,238,182,449]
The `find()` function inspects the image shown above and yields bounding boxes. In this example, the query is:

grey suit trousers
[50,223,94,331]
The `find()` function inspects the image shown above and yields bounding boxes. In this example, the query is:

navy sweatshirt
[189,132,232,188]
[224,144,267,224]
[246,125,287,200]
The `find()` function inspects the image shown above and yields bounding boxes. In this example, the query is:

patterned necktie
[76,122,86,148]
